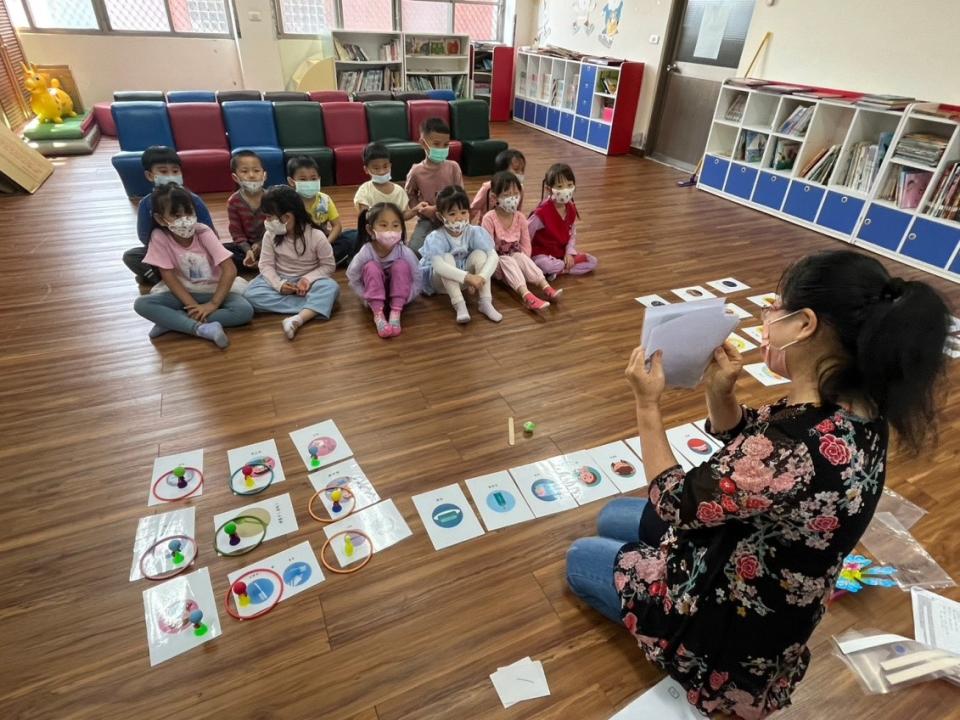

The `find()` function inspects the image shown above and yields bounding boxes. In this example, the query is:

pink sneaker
[523,292,550,312]
[542,285,563,302]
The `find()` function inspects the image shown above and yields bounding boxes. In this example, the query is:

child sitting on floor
[420,185,501,325]
[345,202,421,338]
[287,156,358,267]
[528,163,597,278]
[470,148,526,223]
[243,186,340,340]
[481,171,560,312]
[354,142,425,219]
[133,184,253,348]
[405,118,463,254]
[227,150,267,268]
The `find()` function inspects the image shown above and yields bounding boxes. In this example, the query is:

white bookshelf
[698,84,960,284]
[332,30,404,94]
[404,32,471,98]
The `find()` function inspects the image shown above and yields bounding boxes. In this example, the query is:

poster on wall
[599,0,624,47]
[571,0,597,35]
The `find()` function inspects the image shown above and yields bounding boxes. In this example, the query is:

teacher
[566,250,951,719]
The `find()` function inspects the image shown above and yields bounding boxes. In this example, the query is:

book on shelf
[407,74,467,97]
[762,84,814,95]
[338,68,400,93]
[882,168,933,209]
[726,77,770,88]
[550,78,564,106]
[793,91,851,102]
[772,139,800,170]
[925,161,960,220]
[735,131,766,163]
[893,132,950,166]
[406,37,462,56]
[916,105,960,122]
[836,130,893,193]
[856,94,914,110]
[777,105,814,136]
[724,93,747,122]
[801,144,841,184]
[335,42,370,62]
[378,39,402,62]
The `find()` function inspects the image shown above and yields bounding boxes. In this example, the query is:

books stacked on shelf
[379,38,403,61]
[855,94,914,110]
[724,94,747,122]
[407,37,462,55]
[793,91,852,103]
[474,82,491,97]
[532,45,623,65]
[771,139,800,170]
[763,84,814,95]
[334,39,369,61]
[836,132,893,192]
[880,168,933,209]
[916,105,960,121]
[726,77,770,88]
[925,162,960,220]
[800,144,841,183]
[893,132,950,167]
[338,68,400,93]
[408,74,467,96]
[474,56,494,72]
[549,78,564,106]
[777,105,814,136]
[735,131,766,163]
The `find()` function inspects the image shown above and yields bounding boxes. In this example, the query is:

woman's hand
[703,341,744,397]
[625,345,665,408]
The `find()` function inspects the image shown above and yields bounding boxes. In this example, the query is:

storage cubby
[405,33,470,97]
[742,92,780,131]
[773,98,816,138]
[332,30,404,93]
[707,123,739,157]
[716,87,748,123]
[831,109,901,195]
[794,104,855,185]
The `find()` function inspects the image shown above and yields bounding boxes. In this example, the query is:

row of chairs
[110,99,506,198]
[113,89,458,104]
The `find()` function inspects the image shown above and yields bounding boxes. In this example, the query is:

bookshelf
[332,30,404,94]
[404,33,471,98]
[512,49,644,156]
[699,83,960,283]
[470,42,514,122]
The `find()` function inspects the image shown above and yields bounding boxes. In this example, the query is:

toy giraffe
[22,62,76,124]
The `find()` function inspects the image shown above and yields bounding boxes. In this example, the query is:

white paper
[635,294,672,308]
[610,676,704,719]
[666,423,723,467]
[746,292,778,308]
[948,315,960,333]
[308,459,381,520]
[625,436,693,472]
[586,440,647,492]
[148,449,204,506]
[510,460,580,517]
[548,451,621,505]
[289,419,354,471]
[323,499,412,567]
[708,277,751,294]
[142,568,220,666]
[724,302,752,320]
[412,483,486,551]
[212,493,299,555]
[693,2,732,60]
[741,325,764,343]
[727,332,757,353]
[671,285,717,302]
[744,362,790,386]
[226,541,324,618]
[226,439,285,494]
[465,471,535,531]
[131,507,196,582]
[836,633,912,655]
[490,657,550,709]
[945,347,960,359]
[913,588,960,654]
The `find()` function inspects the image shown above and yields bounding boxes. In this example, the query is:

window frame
[14,0,236,39]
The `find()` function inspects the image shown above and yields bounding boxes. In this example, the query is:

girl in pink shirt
[470,149,526,223]
[481,171,561,312]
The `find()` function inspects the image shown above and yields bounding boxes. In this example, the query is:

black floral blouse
[615,400,887,719]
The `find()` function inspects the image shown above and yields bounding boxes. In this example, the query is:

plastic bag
[875,487,927,530]
[859,512,956,590]
[833,629,960,694]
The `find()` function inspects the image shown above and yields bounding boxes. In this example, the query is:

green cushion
[384,142,425,181]
[22,110,93,141]
[274,102,326,149]
[449,100,490,141]
[27,124,100,156]
[461,139,509,176]
[365,102,410,144]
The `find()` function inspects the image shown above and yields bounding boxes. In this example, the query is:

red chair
[321,102,369,186]
[406,100,462,164]
[167,102,234,193]
[310,90,350,103]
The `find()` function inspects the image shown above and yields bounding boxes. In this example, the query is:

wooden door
[0,1,31,132]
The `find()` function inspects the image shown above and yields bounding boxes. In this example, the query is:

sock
[388,308,402,336]
[282,314,304,340]
[148,324,170,339]
[478,298,503,322]
[195,321,229,349]
[373,311,391,338]
[453,301,471,324]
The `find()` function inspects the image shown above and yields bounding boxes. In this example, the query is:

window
[276,0,335,35]
[340,0,392,31]
[401,0,501,39]
[11,0,233,36]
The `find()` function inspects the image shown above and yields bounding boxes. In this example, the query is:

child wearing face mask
[133,184,253,348]
[287,156,358,268]
[471,149,526,223]
[227,150,267,269]
[528,163,598,278]
[481,171,560,312]
[420,185,501,324]
[354,142,425,219]
[405,118,464,254]
[345,202,421,338]
[243,186,340,340]
[124,146,218,285]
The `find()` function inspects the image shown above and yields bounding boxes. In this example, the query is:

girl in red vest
[527,163,598,278]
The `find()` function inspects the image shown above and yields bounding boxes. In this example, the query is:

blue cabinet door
[513,98,525,119]
[700,155,729,190]
[856,203,912,251]
[547,108,561,132]
[587,120,611,150]
[816,191,865,235]
[783,181,826,222]
[901,218,960,268]
[573,116,589,143]
[576,64,596,117]
[534,103,548,127]
[752,172,788,210]
[724,163,758,200]
[559,111,574,137]
[523,101,536,123]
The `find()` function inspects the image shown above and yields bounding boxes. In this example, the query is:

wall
[740,0,960,105]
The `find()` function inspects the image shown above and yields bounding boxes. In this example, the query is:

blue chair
[426,89,456,102]
[111,101,175,198]
[166,90,217,103]
[220,101,286,186]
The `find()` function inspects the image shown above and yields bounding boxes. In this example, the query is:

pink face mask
[375,230,402,249]
[760,309,802,378]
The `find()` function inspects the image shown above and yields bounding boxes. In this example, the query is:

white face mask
[168,215,197,238]
[265,218,288,235]
[154,174,183,187]
[443,218,469,234]
[552,186,575,204]
[240,180,263,194]
[497,195,521,213]
[371,172,392,184]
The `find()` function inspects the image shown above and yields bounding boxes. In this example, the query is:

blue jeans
[243,275,339,318]
[566,498,667,623]
[133,291,254,335]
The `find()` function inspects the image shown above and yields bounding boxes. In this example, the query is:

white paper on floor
[323,499,412,567]
[227,439,286,493]
[212,493,299,554]
[586,440,647,492]
[609,676,703,719]
[635,294,672,308]
[707,277,751,293]
[226,540,324,617]
[464,471,535,531]
[289,419,354,471]
[724,302,752,320]
[509,459,580,517]
[743,362,790,386]
[624,436,693,472]
[130,506,196,582]
[412,483,485,551]
[147,449,204,507]
[490,656,550,709]
[666,423,724,467]
[308,459,381,520]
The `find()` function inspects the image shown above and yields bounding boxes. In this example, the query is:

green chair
[449,99,508,176]
[273,101,335,186]
[364,101,425,181]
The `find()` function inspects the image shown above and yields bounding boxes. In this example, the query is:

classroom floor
[1,122,959,720]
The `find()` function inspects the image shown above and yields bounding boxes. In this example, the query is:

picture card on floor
[308,459,381,520]
[510,460,579,517]
[227,439,286,494]
[148,449,204,507]
[912,587,960,654]
[490,657,550,709]
[212,493,299,554]
[727,333,757,353]
[635,294,672,308]
[412,483,485,551]
[323,499,412,567]
[289,419,353,471]
[131,506,196,582]
[549,451,621,505]
[143,568,220,666]
[724,302,752,320]
[609,676,703,719]
[744,362,790,386]
[586,441,647,492]
[741,326,764,344]
[666,423,723,467]
[226,541,324,618]
[625,436,693,472]
[707,277,751,294]
[465,471,535,531]
[671,285,717,302]
[746,292,778,308]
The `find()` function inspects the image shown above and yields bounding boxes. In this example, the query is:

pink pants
[533,252,598,276]
[362,260,413,314]
[495,252,546,293]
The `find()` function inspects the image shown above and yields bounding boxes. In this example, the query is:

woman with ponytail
[566,250,951,719]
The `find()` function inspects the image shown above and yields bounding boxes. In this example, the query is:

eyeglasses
[760,302,786,321]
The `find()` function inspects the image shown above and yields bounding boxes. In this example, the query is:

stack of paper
[490,657,550,708]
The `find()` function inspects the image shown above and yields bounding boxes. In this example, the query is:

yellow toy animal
[22,62,76,124]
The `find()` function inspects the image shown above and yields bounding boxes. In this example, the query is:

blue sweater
[136,191,216,245]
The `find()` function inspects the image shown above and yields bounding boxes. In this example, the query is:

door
[647,0,756,172]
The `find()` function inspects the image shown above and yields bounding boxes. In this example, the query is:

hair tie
[879,278,906,303]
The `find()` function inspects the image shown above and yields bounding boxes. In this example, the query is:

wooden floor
[1,123,959,720]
